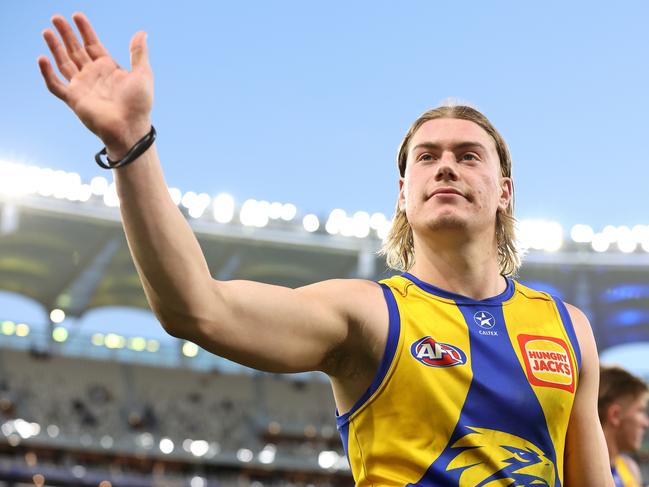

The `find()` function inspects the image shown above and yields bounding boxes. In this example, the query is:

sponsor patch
[518,334,575,393]
[410,336,467,368]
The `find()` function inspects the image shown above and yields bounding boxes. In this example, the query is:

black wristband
[95,126,156,169]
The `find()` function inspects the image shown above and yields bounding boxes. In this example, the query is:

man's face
[398,118,512,239]
[616,393,649,452]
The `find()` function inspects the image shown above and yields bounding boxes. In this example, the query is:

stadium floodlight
[188,205,206,219]
[212,193,235,223]
[377,219,392,241]
[100,435,114,449]
[325,209,347,235]
[517,220,563,252]
[352,211,371,239]
[190,440,209,457]
[78,184,93,202]
[62,172,83,201]
[236,448,253,463]
[91,333,105,346]
[0,162,38,198]
[46,425,59,438]
[258,444,276,464]
[146,339,160,352]
[128,337,147,352]
[280,203,297,221]
[104,333,125,349]
[602,225,618,243]
[190,477,206,487]
[632,224,648,242]
[240,199,258,227]
[318,450,339,469]
[52,170,71,200]
[182,439,193,453]
[36,168,55,197]
[50,308,65,324]
[90,176,109,196]
[15,323,29,337]
[103,183,120,207]
[159,437,174,454]
[136,433,154,450]
[591,232,610,253]
[181,191,198,209]
[52,327,68,343]
[1,321,16,335]
[71,466,87,479]
[369,212,387,230]
[240,199,270,228]
[268,202,283,220]
[302,214,320,232]
[182,341,199,358]
[617,226,637,253]
[1,422,12,436]
[570,224,594,243]
[14,419,34,439]
[188,193,211,219]
[168,187,182,206]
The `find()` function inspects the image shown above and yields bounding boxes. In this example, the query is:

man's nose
[435,154,459,181]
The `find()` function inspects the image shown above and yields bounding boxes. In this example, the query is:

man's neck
[603,427,619,467]
[409,230,505,300]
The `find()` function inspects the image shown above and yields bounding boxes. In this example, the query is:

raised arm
[563,304,614,487]
[38,13,386,375]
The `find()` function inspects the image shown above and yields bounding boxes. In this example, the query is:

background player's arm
[38,13,381,375]
[563,304,614,487]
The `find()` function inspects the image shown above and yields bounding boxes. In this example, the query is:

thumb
[129,31,150,72]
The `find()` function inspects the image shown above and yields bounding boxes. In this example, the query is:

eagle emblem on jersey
[446,427,555,486]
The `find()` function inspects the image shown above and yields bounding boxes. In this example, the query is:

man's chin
[426,215,469,231]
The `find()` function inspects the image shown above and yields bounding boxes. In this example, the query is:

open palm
[38,13,153,150]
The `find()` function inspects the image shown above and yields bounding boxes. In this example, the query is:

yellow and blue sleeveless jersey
[336,273,581,486]
[612,455,640,487]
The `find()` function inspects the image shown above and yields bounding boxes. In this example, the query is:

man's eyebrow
[410,141,489,153]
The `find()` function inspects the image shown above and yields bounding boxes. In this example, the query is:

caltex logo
[474,310,496,329]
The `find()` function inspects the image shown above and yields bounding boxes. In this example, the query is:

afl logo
[474,310,496,329]
[410,336,467,368]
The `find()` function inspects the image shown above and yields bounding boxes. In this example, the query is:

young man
[599,365,649,487]
[38,13,614,486]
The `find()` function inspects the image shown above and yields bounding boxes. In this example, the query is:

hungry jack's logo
[518,334,575,393]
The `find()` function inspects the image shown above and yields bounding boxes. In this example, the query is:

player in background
[599,365,649,487]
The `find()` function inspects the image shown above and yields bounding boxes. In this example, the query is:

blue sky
[1,1,648,371]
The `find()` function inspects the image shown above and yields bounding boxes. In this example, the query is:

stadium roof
[2,166,649,353]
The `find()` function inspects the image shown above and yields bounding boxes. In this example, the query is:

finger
[72,12,109,61]
[129,31,150,72]
[42,28,79,81]
[52,15,92,70]
[37,55,69,102]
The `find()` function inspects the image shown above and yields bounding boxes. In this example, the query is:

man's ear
[607,402,623,427]
[499,177,513,211]
[398,177,406,212]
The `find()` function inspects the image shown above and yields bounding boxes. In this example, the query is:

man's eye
[461,153,478,161]
[418,153,434,161]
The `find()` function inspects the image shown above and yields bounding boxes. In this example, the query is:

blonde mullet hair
[380,105,520,277]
